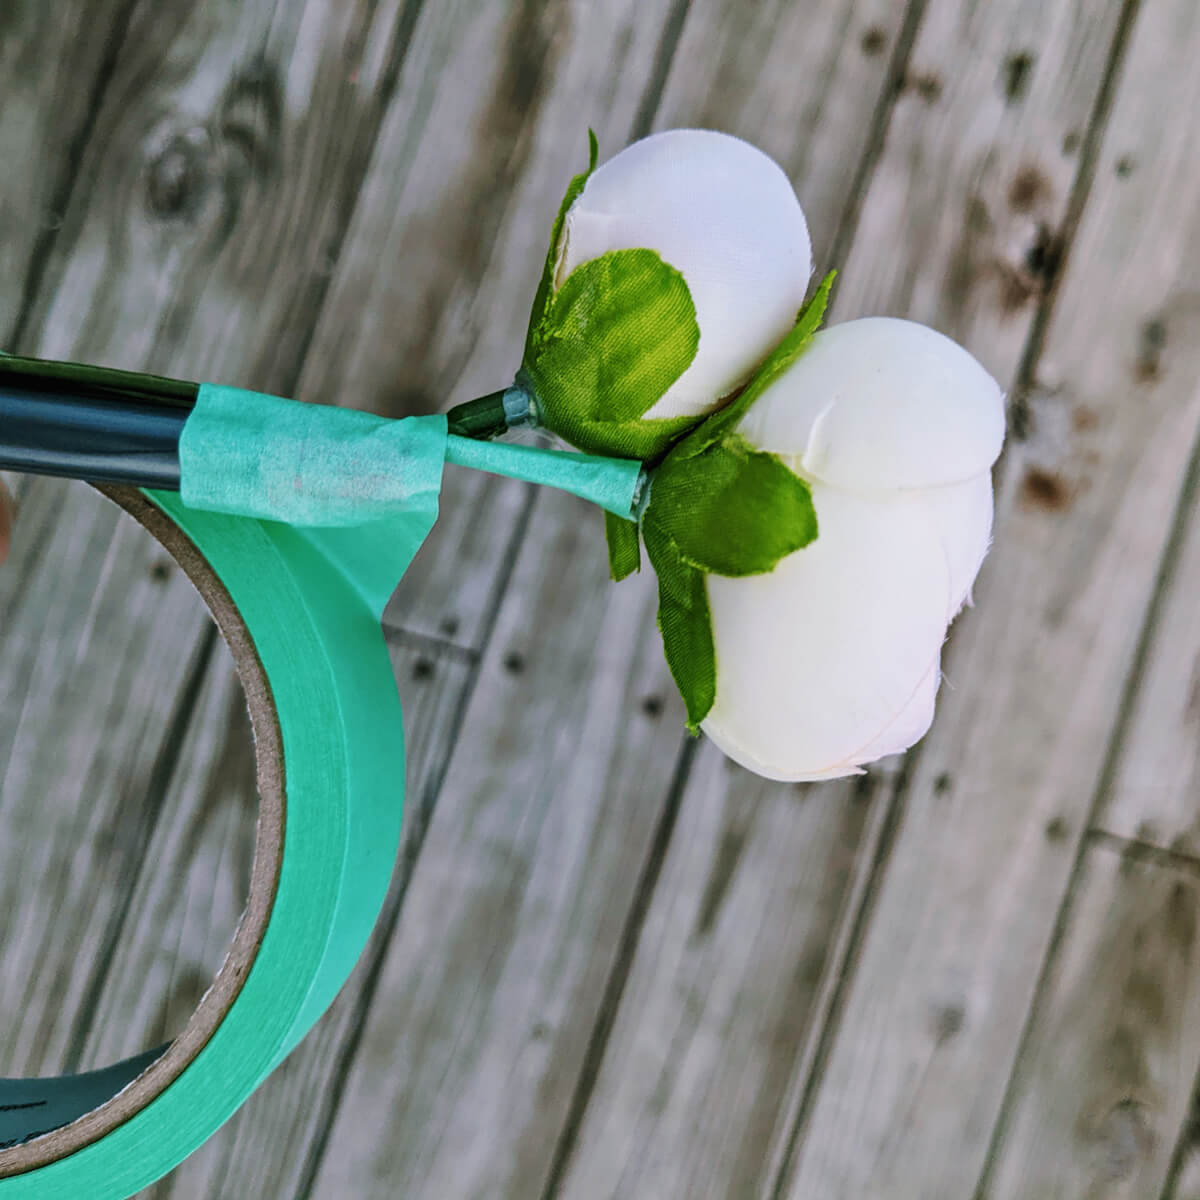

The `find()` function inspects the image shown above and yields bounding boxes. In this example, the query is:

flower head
[555,129,813,421]
[521,130,813,462]
[700,318,1004,780]
[516,132,1005,782]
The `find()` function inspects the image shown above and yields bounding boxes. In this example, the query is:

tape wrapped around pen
[0,386,643,1199]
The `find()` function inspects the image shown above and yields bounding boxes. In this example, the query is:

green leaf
[648,435,817,577]
[672,270,837,463]
[604,511,641,581]
[550,411,700,463]
[643,517,717,731]
[524,247,701,459]
[524,130,599,362]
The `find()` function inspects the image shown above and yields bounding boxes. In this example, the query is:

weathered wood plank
[1095,310,1200,855]
[0,479,212,1076]
[780,0,1200,1195]
[71,639,255,1074]
[73,637,471,1200]
[0,0,136,342]
[827,0,1123,364]
[981,843,1200,1199]
[302,0,692,648]
[554,752,884,1200]
[309,491,688,1200]
[23,0,415,387]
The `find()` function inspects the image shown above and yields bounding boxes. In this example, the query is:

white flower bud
[557,129,813,421]
[702,318,1004,781]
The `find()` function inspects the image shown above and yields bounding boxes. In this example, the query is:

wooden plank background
[2,0,1199,1196]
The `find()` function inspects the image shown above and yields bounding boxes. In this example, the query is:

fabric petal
[559,129,813,420]
[842,656,941,767]
[738,317,1005,489]
[910,471,995,618]
[702,483,951,781]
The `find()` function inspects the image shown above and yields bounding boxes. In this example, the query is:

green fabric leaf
[671,270,837,463]
[524,247,701,460]
[643,517,716,731]
[524,129,599,362]
[547,410,700,463]
[604,511,641,580]
[648,435,817,577]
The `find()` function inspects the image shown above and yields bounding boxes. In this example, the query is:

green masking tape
[0,385,643,1197]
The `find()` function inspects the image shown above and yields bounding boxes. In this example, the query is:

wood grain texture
[1099,465,1200,851]
[553,752,884,1200]
[0,478,212,1076]
[22,0,416,389]
[303,0,694,649]
[0,0,136,342]
[309,490,689,1200]
[115,638,471,1200]
[982,844,1200,1199]
[1091,32,1200,853]
[781,0,1200,1196]
[71,639,254,1076]
[828,0,1122,365]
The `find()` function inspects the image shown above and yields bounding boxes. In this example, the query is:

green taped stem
[445,434,644,520]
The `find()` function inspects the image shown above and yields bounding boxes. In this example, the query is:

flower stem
[444,380,537,441]
[444,389,509,439]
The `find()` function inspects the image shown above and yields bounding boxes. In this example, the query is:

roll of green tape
[0,386,643,1197]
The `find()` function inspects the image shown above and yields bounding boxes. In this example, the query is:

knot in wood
[145,128,211,222]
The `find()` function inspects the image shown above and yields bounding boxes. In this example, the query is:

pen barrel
[0,357,196,489]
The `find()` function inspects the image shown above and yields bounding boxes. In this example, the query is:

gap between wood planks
[5,0,142,350]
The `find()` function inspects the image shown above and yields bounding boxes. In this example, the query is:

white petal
[559,129,812,420]
[911,471,994,617]
[702,484,951,781]
[737,318,1006,489]
[845,657,940,766]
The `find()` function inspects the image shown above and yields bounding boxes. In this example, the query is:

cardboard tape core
[0,486,284,1176]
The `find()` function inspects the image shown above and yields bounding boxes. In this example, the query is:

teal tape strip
[181,384,643,527]
[445,434,643,519]
[180,384,446,524]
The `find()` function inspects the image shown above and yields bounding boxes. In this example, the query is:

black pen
[0,355,516,490]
